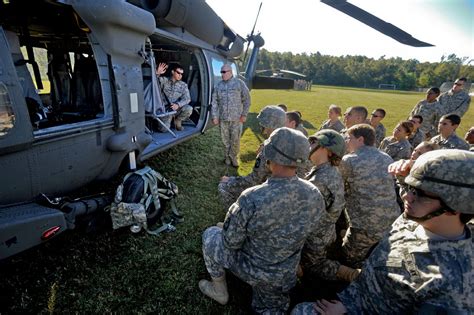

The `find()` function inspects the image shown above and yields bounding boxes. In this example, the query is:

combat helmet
[405,149,474,214]
[308,129,346,158]
[257,105,286,129]
[263,127,309,167]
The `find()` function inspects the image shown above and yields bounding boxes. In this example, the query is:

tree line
[255,49,474,90]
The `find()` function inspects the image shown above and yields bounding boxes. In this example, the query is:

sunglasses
[454,83,463,86]
[371,113,382,118]
[406,185,441,201]
[220,70,230,74]
[174,70,184,75]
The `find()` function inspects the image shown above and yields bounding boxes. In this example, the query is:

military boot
[198,275,229,305]
[174,119,183,131]
[336,265,361,282]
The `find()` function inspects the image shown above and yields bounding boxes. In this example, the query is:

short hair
[286,111,301,127]
[428,87,440,95]
[399,120,415,135]
[411,114,423,123]
[277,104,288,112]
[329,104,342,116]
[170,63,183,72]
[441,114,461,126]
[374,108,386,118]
[352,106,368,120]
[457,77,467,83]
[295,111,302,118]
[347,123,375,146]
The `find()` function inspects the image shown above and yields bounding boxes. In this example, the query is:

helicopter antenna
[243,2,262,66]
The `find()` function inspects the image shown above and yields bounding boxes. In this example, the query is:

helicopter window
[0,82,15,138]
[210,56,238,86]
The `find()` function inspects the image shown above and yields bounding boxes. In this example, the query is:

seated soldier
[295,111,308,137]
[218,105,286,211]
[379,120,414,161]
[292,149,474,314]
[342,106,368,135]
[430,114,470,150]
[340,124,399,268]
[319,104,344,133]
[409,87,440,140]
[369,108,386,147]
[465,126,474,151]
[408,115,424,149]
[301,130,360,283]
[155,62,192,131]
[199,127,325,314]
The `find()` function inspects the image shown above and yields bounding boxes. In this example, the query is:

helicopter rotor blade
[243,2,262,65]
[321,0,434,47]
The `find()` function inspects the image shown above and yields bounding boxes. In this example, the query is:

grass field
[1,86,472,313]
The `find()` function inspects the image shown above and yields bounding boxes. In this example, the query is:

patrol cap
[405,150,474,214]
[263,127,309,166]
[308,129,346,158]
[257,105,286,129]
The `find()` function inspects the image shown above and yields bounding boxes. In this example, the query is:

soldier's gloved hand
[220,176,230,183]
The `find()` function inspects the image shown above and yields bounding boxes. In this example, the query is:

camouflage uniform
[408,129,423,150]
[437,89,471,118]
[319,119,344,133]
[158,76,192,127]
[339,146,399,267]
[211,77,251,164]
[296,124,309,137]
[373,123,386,147]
[378,136,412,161]
[409,99,439,139]
[430,133,470,150]
[302,162,345,280]
[203,177,325,313]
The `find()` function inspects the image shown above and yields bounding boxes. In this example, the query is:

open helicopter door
[0,27,33,154]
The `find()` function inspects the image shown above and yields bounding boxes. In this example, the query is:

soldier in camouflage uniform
[369,108,386,147]
[465,127,474,151]
[155,63,192,131]
[340,124,400,267]
[319,104,344,133]
[407,115,424,149]
[199,127,325,314]
[437,77,471,120]
[218,106,286,211]
[379,120,414,161]
[211,64,251,167]
[409,87,440,139]
[291,149,474,315]
[430,114,470,150]
[300,130,360,282]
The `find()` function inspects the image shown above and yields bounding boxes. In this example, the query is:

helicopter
[0,0,433,260]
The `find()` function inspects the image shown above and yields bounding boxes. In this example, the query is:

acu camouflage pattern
[374,123,386,147]
[203,176,325,314]
[378,137,412,161]
[210,76,250,121]
[337,216,474,314]
[409,99,440,138]
[263,127,310,167]
[408,128,423,150]
[319,119,345,133]
[257,105,286,129]
[309,129,346,157]
[430,133,470,150]
[296,123,309,137]
[219,120,241,164]
[405,149,474,214]
[339,146,399,264]
[158,76,191,108]
[302,162,345,280]
[437,89,471,118]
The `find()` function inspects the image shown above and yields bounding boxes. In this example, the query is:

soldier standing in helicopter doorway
[211,64,251,168]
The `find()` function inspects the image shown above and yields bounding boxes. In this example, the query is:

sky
[206,0,473,63]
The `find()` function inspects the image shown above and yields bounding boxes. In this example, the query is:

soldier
[465,126,474,151]
[211,64,251,167]
[319,104,344,133]
[285,111,303,131]
[341,106,368,135]
[155,63,192,131]
[409,87,440,139]
[430,114,470,150]
[295,111,309,137]
[218,106,286,211]
[369,108,386,147]
[339,124,399,267]
[437,77,471,120]
[300,130,359,282]
[199,127,325,314]
[379,120,414,161]
[291,150,474,314]
[407,115,424,149]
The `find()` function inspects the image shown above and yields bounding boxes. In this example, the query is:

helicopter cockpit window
[0,82,15,138]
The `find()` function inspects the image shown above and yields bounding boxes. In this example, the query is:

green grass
[1,86,472,313]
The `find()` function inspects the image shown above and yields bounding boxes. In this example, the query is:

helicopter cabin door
[0,27,33,153]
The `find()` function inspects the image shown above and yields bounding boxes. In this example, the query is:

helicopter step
[0,203,67,260]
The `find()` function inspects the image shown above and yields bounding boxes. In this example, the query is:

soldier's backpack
[109,166,183,235]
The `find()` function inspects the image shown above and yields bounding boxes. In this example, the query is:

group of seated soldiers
[198,78,473,314]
